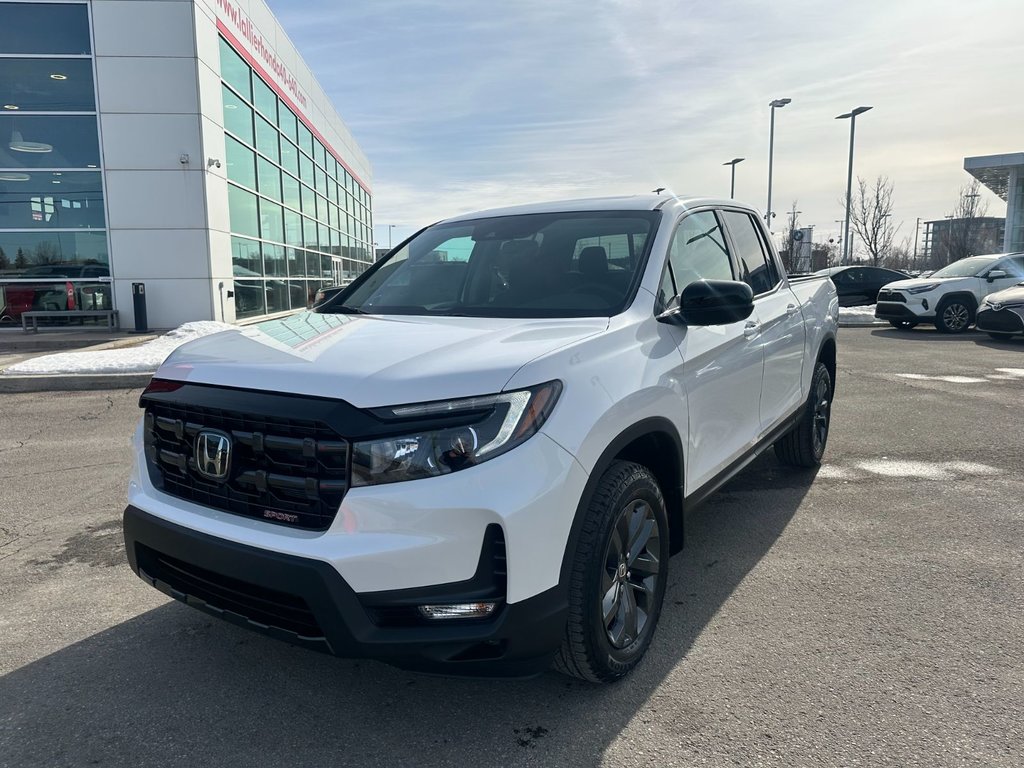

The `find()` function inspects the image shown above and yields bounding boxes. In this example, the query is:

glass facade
[219,37,373,318]
[0,2,107,275]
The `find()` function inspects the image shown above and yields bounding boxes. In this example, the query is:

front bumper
[976,307,1024,335]
[874,301,932,322]
[124,505,567,676]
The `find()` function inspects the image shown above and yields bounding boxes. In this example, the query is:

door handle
[743,320,760,337]
[786,303,800,315]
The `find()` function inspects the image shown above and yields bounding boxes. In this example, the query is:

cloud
[266,0,1024,247]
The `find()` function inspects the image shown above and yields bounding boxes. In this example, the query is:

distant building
[921,216,1005,269]
[965,152,1024,253]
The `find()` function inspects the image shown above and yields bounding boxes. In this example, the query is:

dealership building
[965,152,1024,254]
[0,0,373,328]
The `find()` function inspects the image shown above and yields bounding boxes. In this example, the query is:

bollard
[132,282,148,333]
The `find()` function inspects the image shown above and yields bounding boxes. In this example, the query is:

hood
[885,276,972,291]
[983,282,1024,305]
[156,311,608,407]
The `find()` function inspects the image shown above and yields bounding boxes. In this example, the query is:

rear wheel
[888,320,918,329]
[554,461,669,683]
[775,361,832,468]
[935,298,974,334]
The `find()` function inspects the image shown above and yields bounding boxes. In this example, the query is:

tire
[988,332,1015,341]
[554,461,669,683]
[888,320,918,330]
[935,298,974,334]
[774,361,833,468]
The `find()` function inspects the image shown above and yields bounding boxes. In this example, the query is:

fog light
[417,601,498,620]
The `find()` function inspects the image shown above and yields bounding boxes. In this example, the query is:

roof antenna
[652,187,666,194]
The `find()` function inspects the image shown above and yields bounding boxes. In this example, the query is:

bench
[21,309,120,332]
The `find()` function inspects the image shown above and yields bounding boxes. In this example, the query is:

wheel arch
[938,291,979,311]
[558,418,686,593]
[817,334,837,394]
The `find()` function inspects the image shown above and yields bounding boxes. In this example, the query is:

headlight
[350,381,562,486]
[905,283,939,295]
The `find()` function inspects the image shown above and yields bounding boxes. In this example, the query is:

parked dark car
[815,265,909,307]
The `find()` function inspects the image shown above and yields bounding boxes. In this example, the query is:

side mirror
[658,279,754,326]
[987,269,1007,282]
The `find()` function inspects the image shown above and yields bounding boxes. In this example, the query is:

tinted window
[0,58,96,112]
[658,211,733,306]
[0,115,100,169]
[0,231,108,269]
[722,211,777,294]
[225,136,256,189]
[219,38,251,101]
[0,171,104,229]
[0,3,91,54]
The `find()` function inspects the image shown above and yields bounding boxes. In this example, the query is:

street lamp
[723,158,744,199]
[836,105,873,265]
[387,224,397,249]
[766,97,792,229]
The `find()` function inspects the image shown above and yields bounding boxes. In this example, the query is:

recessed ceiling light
[52,180,61,184]
[0,172,31,182]
[50,73,68,80]
[2,104,18,110]
[86,164,97,168]
[224,104,237,110]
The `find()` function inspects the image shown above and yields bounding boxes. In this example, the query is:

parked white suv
[123,195,839,682]
[875,253,1024,333]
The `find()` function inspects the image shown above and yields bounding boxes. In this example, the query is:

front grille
[135,543,323,638]
[144,400,349,530]
[977,308,1024,333]
[877,290,906,303]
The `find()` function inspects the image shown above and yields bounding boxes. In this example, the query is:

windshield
[321,210,660,317]
[930,257,997,278]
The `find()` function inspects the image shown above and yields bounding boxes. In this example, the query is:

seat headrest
[579,246,608,276]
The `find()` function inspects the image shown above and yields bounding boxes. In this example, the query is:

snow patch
[2,321,236,375]
[838,304,884,326]
[855,459,1000,480]
[894,373,986,384]
[994,368,1024,378]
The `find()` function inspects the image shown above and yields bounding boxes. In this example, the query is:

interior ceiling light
[0,172,31,182]
[8,130,53,153]
[49,73,68,80]
[3,104,18,110]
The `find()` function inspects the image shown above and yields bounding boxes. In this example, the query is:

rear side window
[658,210,734,307]
[722,211,778,295]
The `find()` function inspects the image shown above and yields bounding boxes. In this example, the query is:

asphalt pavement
[0,327,1022,767]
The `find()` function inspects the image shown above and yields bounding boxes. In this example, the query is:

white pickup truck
[123,194,839,682]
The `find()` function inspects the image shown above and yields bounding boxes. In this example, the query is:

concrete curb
[0,371,153,392]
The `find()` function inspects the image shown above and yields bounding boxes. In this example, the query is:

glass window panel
[299,153,314,185]
[316,194,328,223]
[219,38,251,101]
[0,230,107,271]
[278,103,297,141]
[300,184,315,216]
[297,122,313,156]
[256,156,281,201]
[222,85,253,145]
[266,278,289,313]
[234,279,264,318]
[252,76,277,122]
[280,138,299,177]
[314,167,327,195]
[0,115,99,169]
[263,242,286,277]
[231,235,262,276]
[303,217,318,250]
[301,249,317,277]
[286,247,304,278]
[284,209,302,245]
[0,171,104,229]
[255,115,279,162]
[0,59,95,112]
[329,228,339,249]
[282,172,300,211]
[321,254,332,278]
[225,136,256,189]
[0,3,91,54]
[259,199,284,243]
[287,279,308,310]
[721,210,777,294]
[318,222,329,252]
[314,140,327,170]
[227,185,259,238]
[327,202,336,229]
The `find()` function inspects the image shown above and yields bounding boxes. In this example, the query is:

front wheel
[935,298,974,334]
[775,361,833,468]
[554,461,669,683]
[888,320,918,330]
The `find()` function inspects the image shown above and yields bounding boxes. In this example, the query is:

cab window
[722,210,779,295]
[658,210,734,308]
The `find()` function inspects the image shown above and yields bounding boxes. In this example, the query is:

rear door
[657,209,764,492]
[720,210,807,434]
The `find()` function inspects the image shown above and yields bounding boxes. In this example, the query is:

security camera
[207,158,222,169]
[179,153,190,164]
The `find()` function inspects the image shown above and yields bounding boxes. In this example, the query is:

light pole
[836,105,872,265]
[766,97,792,230]
[723,157,744,199]
[387,224,396,249]
[913,216,921,270]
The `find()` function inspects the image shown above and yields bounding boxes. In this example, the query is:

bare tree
[936,180,990,266]
[847,175,898,266]
[885,236,916,273]
[780,200,801,272]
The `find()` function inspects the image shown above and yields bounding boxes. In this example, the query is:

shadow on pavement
[0,454,815,768]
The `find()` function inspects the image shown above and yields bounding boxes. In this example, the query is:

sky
[266,0,1024,251]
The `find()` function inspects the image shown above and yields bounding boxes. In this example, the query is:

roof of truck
[438,194,757,223]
